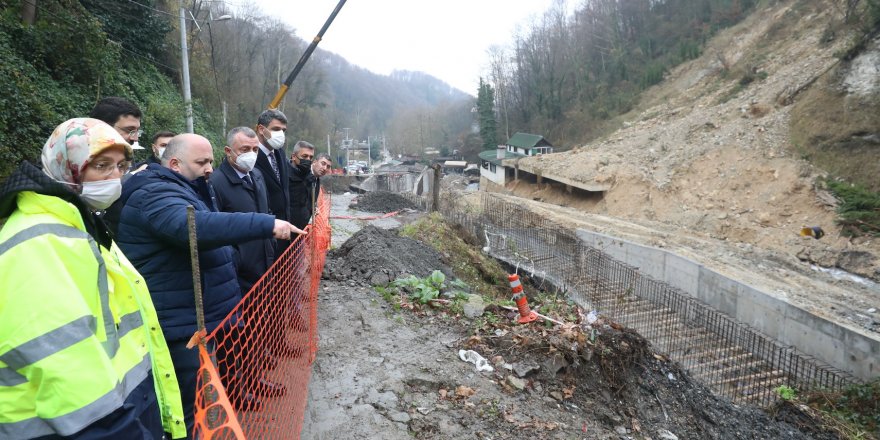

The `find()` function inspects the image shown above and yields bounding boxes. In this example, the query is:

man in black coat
[287,140,316,229]
[210,127,274,294]
[289,144,332,229]
[254,109,292,255]
[116,133,305,435]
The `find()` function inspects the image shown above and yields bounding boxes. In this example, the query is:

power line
[112,42,180,72]
[123,0,241,21]
[123,0,193,20]
[22,0,68,23]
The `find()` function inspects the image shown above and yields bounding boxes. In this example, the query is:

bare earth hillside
[494,0,880,335]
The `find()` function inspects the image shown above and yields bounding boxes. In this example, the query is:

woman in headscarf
[0,118,185,439]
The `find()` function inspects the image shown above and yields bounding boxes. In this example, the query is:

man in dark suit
[254,109,292,256]
[210,126,286,404]
[210,127,274,295]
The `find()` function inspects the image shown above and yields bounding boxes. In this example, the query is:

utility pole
[367,135,371,171]
[222,101,227,136]
[21,0,36,25]
[343,128,350,167]
[179,5,193,133]
[178,9,229,134]
[327,133,331,164]
[431,163,441,212]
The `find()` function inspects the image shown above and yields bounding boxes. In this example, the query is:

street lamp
[179,8,231,133]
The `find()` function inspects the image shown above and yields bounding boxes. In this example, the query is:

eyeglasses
[115,126,144,139]
[88,159,131,176]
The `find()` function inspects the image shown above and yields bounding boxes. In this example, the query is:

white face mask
[235,151,258,172]
[266,130,285,150]
[80,178,122,210]
[157,147,166,159]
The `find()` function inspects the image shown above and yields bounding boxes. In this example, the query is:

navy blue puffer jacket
[116,164,275,341]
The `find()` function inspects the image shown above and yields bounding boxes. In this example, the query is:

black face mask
[298,159,312,171]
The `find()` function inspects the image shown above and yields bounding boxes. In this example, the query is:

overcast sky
[247,0,562,95]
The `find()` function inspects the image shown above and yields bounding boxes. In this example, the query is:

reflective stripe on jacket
[0,191,185,439]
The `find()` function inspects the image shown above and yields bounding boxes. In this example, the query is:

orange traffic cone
[509,274,537,324]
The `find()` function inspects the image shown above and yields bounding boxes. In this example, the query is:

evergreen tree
[477,78,498,151]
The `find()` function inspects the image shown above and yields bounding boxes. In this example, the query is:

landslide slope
[500,0,880,333]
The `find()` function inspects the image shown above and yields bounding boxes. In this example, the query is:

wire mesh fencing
[433,192,858,407]
[192,190,331,439]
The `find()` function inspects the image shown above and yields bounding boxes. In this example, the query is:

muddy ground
[302,203,836,439]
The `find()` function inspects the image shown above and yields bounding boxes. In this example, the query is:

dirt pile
[350,191,419,213]
[350,191,418,213]
[324,225,450,286]
[439,311,835,440]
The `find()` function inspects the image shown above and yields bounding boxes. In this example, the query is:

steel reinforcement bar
[431,192,858,407]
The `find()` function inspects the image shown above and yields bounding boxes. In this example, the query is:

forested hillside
[484,0,771,145]
[0,0,474,179]
[0,0,193,178]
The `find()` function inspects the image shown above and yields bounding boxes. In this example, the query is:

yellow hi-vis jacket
[0,191,186,438]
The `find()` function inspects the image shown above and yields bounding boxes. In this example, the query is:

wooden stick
[186,206,205,334]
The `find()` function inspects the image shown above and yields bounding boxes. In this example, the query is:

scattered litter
[459,349,494,372]
[586,310,598,325]
[667,372,676,381]
[799,226,825,239]
[416,407,433,415]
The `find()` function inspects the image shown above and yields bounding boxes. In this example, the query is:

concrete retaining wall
[575,228,879,380]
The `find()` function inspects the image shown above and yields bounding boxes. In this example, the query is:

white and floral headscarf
[40,118,131,187]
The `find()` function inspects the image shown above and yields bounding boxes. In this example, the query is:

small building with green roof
[479,133,554,186]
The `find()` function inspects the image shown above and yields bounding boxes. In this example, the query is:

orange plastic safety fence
[192,190,331,440]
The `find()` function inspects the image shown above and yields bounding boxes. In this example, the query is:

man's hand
[273,220,308,240]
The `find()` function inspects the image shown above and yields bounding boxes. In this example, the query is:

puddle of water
[810,264,878,289]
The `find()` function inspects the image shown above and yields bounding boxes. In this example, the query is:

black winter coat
[287,162,319,230]
[255,146,291,254]
[210,160,275,295]
[115,164,275,341]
